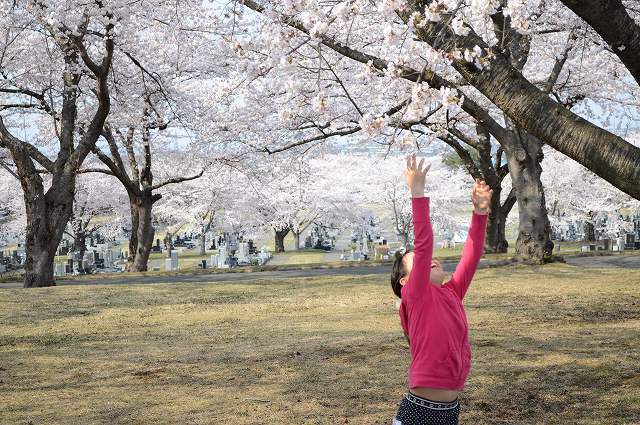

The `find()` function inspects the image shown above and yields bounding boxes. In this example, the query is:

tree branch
[150,169,206,191]
[559,0,640,86]
[0,115,55,171]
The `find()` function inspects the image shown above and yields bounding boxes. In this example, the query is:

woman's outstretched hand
[404,154,431,198]
[471,179,493,215]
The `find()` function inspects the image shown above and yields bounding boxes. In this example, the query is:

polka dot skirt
[392,393,460,425]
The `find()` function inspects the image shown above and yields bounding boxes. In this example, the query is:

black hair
[390,250,411,298]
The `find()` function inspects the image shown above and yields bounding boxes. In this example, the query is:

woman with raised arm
[390,154,492,425]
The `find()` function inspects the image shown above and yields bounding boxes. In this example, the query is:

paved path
[1,254,639,289]
[563,254,640,269]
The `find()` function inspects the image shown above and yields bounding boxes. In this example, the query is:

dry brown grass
[1,263,639,424]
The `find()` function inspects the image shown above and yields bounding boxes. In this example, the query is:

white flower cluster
[278,108,295,122]
[470,0,500,15]
[439,87,462,107]
[359,113,388,136]
[383,24,401,45]
[355,60,378,84]
[450,45,493,70]
[384,61,404,79]
[311,92,328,113]
[451,17,470,36]
[417,0,457,25]
[331,2,352,19]
[309,20,329,38]
[503,0,532,33]
[405,82,434,120]
[378,0,408,18]
[397,132,417,148]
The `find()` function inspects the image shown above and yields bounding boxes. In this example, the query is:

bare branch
[150,168,206,191]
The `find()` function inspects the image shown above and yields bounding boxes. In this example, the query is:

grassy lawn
[1,264,639,424]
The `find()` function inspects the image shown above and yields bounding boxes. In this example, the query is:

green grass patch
[1,263,640,423]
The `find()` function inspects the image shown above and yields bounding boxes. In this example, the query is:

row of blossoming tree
[0,0,639,287]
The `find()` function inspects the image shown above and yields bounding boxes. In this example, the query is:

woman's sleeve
[403,197,433,300]
[448,212,488,300]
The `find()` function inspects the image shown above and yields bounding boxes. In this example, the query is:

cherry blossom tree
[240,156,334,252]
[0,1,114,286]
[76,0,226,272]
[225,0,640,262]
[155,166,237,256]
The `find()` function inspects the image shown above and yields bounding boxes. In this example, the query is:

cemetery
[42,232,275,277]
[1,1,640,424]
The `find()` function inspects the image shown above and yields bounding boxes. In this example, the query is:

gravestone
[217,244,229,268]
[258,247,271,265]
[165,251,179,271]
[210,254,219,268]
[236,242,249,264]
[625,233,636,250]
[152,239,162,253]
[617,236,626,251]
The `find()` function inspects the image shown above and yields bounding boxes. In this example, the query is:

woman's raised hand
[404,154,431,198]
[471,179,493,215]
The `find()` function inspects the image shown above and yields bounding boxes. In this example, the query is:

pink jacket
[399,197,488,390]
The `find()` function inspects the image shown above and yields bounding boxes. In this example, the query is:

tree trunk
[23,185,74,287]
[125,194,140,272]
[165,232,174,258]
[199,230,206,256]
[505,135,554,264]
[292,231,301,251]
[73,232,88,273]
[130,195,155,272]
[485,207,509,253]
[274,228,289,253]
[584,221,596,242]
[403,233,411,249]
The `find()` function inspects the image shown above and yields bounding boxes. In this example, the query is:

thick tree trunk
[72,232,88,273]
[199,231,206,256]
[125,195,140,272]
[72,232,84,253]
[485,203,509,253]
[505,136,554,264]
[24,246,57,288]
[23,185,74,287]
[274,228,289,253]
[130,196,155,272]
